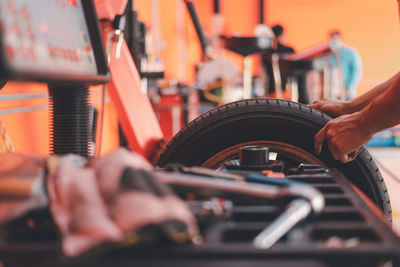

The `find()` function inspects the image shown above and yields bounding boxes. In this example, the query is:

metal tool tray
[0,168,399,267]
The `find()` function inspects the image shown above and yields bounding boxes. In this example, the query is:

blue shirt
[330,45,362,100]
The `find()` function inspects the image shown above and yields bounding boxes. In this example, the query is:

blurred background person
[264,24,295,96]
[272,24,295,54]
[329,30,362,100]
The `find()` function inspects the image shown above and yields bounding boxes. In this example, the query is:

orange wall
[0,83,50,155]
[136,0,400,95]
[267,0,400,94]
[135,0,202,82]
[0,83,120,156]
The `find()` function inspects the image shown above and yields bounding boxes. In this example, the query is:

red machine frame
[95,0,164,161]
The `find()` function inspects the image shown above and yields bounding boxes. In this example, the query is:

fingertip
[340,155,349,163]
[316,145,321,155]
[314,140,321,155]
[314,129,327,154]
[314,140,323,156]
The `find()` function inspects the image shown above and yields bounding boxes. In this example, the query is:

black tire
[157,98,392,219]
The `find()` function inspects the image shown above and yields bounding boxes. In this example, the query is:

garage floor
[368,147,400,234]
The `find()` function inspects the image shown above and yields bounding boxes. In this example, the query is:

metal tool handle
[253,199,312,249]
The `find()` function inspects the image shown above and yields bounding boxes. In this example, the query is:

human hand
[310,99,350,118]
[314,112,374,163]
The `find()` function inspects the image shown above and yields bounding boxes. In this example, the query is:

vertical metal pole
[176,0,187,81]
[290,78,299,102]
[214,0,220,14]
[336,55,347,101]
[243,56,252,99]
[184,0,209,57]
[323,55,330,99]
[171,106,181,136]
[271,53,283,99]
[125,0,142,74]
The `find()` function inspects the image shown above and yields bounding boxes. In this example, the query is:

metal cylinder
[239,145,269,166]
[48,84,90,157]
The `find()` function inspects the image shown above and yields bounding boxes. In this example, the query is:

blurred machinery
[140,0,347,139]
[281,42,347,104]
[0,2,398,267]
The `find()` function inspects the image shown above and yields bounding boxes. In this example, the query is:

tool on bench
[155,168,325,249]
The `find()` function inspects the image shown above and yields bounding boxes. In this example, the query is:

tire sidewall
[158,99,391,218]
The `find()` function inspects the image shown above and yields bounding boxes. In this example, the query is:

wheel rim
[202,141,325,169]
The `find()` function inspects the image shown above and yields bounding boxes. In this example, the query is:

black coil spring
[48,84,91,157]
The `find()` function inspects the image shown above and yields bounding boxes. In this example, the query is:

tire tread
[157,98,391,219]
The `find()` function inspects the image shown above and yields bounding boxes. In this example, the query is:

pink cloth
[47,154,123,257]
[92,148,152,203]
[46,148,198,257]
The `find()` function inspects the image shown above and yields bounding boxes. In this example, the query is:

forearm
[345,71,400,113]
[359,72,400,133]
